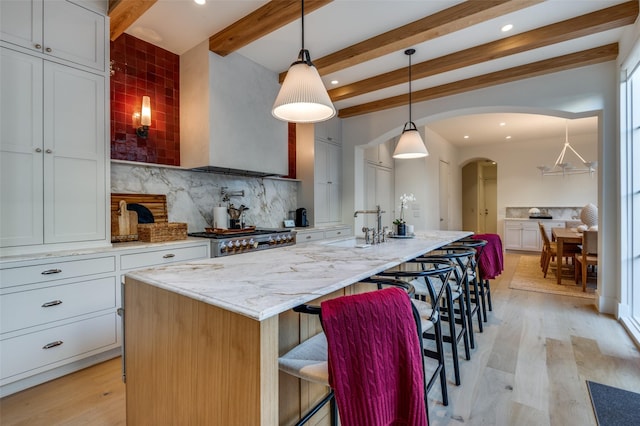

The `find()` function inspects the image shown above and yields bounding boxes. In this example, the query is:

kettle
[295,208,308,227]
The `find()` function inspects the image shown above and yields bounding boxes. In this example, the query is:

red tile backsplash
[110,34,180,166]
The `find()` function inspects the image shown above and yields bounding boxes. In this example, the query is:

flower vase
[396,223,406,236]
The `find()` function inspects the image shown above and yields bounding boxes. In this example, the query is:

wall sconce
[135,96,151,138]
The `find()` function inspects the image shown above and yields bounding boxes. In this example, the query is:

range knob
[249,238,258,249]
[268,236,275,245]
[219,242,227,253]
[241,239,247,247]
[234,240,241,248]
[275,235,282,244]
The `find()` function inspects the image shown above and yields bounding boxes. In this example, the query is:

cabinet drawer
[1,313,117,381]
[324,228,351,239]
[0,256,116,289]
[120,245,208,270]
[1,277,116,334]
[296,231,325,243]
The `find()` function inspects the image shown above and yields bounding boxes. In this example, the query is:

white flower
[397,193,416,223]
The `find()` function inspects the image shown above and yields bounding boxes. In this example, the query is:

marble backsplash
[506,206,583,220]
[111,162,298,232]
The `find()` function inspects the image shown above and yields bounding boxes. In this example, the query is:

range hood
[190,165,279,178]
[180,42,288,177]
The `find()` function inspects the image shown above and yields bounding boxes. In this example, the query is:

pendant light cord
[301,0,305,50]
[408,51,412,123]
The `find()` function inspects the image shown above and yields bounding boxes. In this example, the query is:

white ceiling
[124,0,627,146]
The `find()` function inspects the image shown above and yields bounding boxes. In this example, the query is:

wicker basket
[137,222,188,242]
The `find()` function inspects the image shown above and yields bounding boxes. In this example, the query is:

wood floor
[1,253,639,426]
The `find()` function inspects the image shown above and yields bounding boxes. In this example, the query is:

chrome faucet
[354,205,385,243]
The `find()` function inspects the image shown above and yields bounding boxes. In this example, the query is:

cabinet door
[315,140,341,224]
[504,224,523,249]
[0,48,44,247]
[522,226,541,251]
[0,0,43,53]
[376,166,394,229]
[378,140,394,169]
[43,61,106,243]
[44,0,106,71]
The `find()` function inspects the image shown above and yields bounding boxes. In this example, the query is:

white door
[44,61,106,243]
[439,160,450,230]
[0,48,44,247]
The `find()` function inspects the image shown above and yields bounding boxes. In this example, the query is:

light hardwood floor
[1,253,639,425]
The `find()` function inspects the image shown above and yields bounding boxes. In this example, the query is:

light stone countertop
[124,230,471,321]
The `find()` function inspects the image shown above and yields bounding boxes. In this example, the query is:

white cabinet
[314,140,342,224]
[296,226,352,243]
[364,140,394,169]
[0,254,118,391]
[0,239,210,397]
[364,163,394,230]
[314,116,341,144]
[504,220,566,251]
[0,0,106,71]
[1,47,107,250]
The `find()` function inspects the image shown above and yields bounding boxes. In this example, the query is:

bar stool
[381,256,469,387]
[370,259,454,406]
[448,237,489,323]
[278,278,425,426]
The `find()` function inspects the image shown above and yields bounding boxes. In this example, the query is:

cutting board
[111,200,139,242]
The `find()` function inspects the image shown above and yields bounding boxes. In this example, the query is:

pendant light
[272,0,335,123]
[393,48,428,159]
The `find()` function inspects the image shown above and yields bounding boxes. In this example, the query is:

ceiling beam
[279,0,543,82]
[209,0,333,56]
[330,1,638,102]
[338,43,619,118]
[108,0,157,41]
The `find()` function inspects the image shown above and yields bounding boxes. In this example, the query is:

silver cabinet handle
[35,43,42,49]
[45,149,53,153]
[162,253,175,259]
[41,300,62,307]
[41,268,62,275]
[35,147,42,153]
[43,340,63,349]
[337,231,342,235]
[306,235,312,239]
[45,47,52,52]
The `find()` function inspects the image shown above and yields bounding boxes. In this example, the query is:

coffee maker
[295,208,308,227]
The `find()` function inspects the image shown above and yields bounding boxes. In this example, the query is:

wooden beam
[108,0,157,41]
[330,1,638,102]
[209,0,333,56]
[279,0,542,82]
[338,43,619,118]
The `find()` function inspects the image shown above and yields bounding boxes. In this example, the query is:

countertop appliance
[189,228,296,257]
[295,208,308,227]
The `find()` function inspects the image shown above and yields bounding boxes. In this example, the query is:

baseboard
[620,316,640,350]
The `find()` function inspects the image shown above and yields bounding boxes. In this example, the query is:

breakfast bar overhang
[123,230,471,425]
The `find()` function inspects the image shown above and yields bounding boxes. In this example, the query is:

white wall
[394,127,462,231]
[460,131,598,236]
[341,61,618,314]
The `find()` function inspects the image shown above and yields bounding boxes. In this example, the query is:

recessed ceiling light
[331,80,339,85]
[501,24,513,32]
[194,0,206,5]
[464,135,469,139]
[499,122,506,126]
[505,135,512,139]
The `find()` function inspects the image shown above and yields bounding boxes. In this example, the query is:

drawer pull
[41,268,62,275]
[162,253,176,259]
[337,231,342,235]
[42,340,64,350]
[306,235,312,239]
[41,300,63,307]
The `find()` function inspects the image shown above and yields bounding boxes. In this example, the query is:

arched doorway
[462,159,497,234]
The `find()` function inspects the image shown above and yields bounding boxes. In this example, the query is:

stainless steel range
[189,228,296,257]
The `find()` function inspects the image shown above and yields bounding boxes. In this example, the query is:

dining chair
[575,229,598,291]
[278,279,427,426]
[538,222,557,277]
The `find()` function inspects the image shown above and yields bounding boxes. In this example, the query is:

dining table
[551,227,582,284]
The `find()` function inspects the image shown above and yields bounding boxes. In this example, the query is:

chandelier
[537,120,597,176]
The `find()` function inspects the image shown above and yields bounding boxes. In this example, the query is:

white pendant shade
[272,61,336,123]
[393,127,428,159]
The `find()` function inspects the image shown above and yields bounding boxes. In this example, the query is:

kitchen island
[123,230,471,425]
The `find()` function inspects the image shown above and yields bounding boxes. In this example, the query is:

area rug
[587,381,640,426]
[509,254,595,299]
